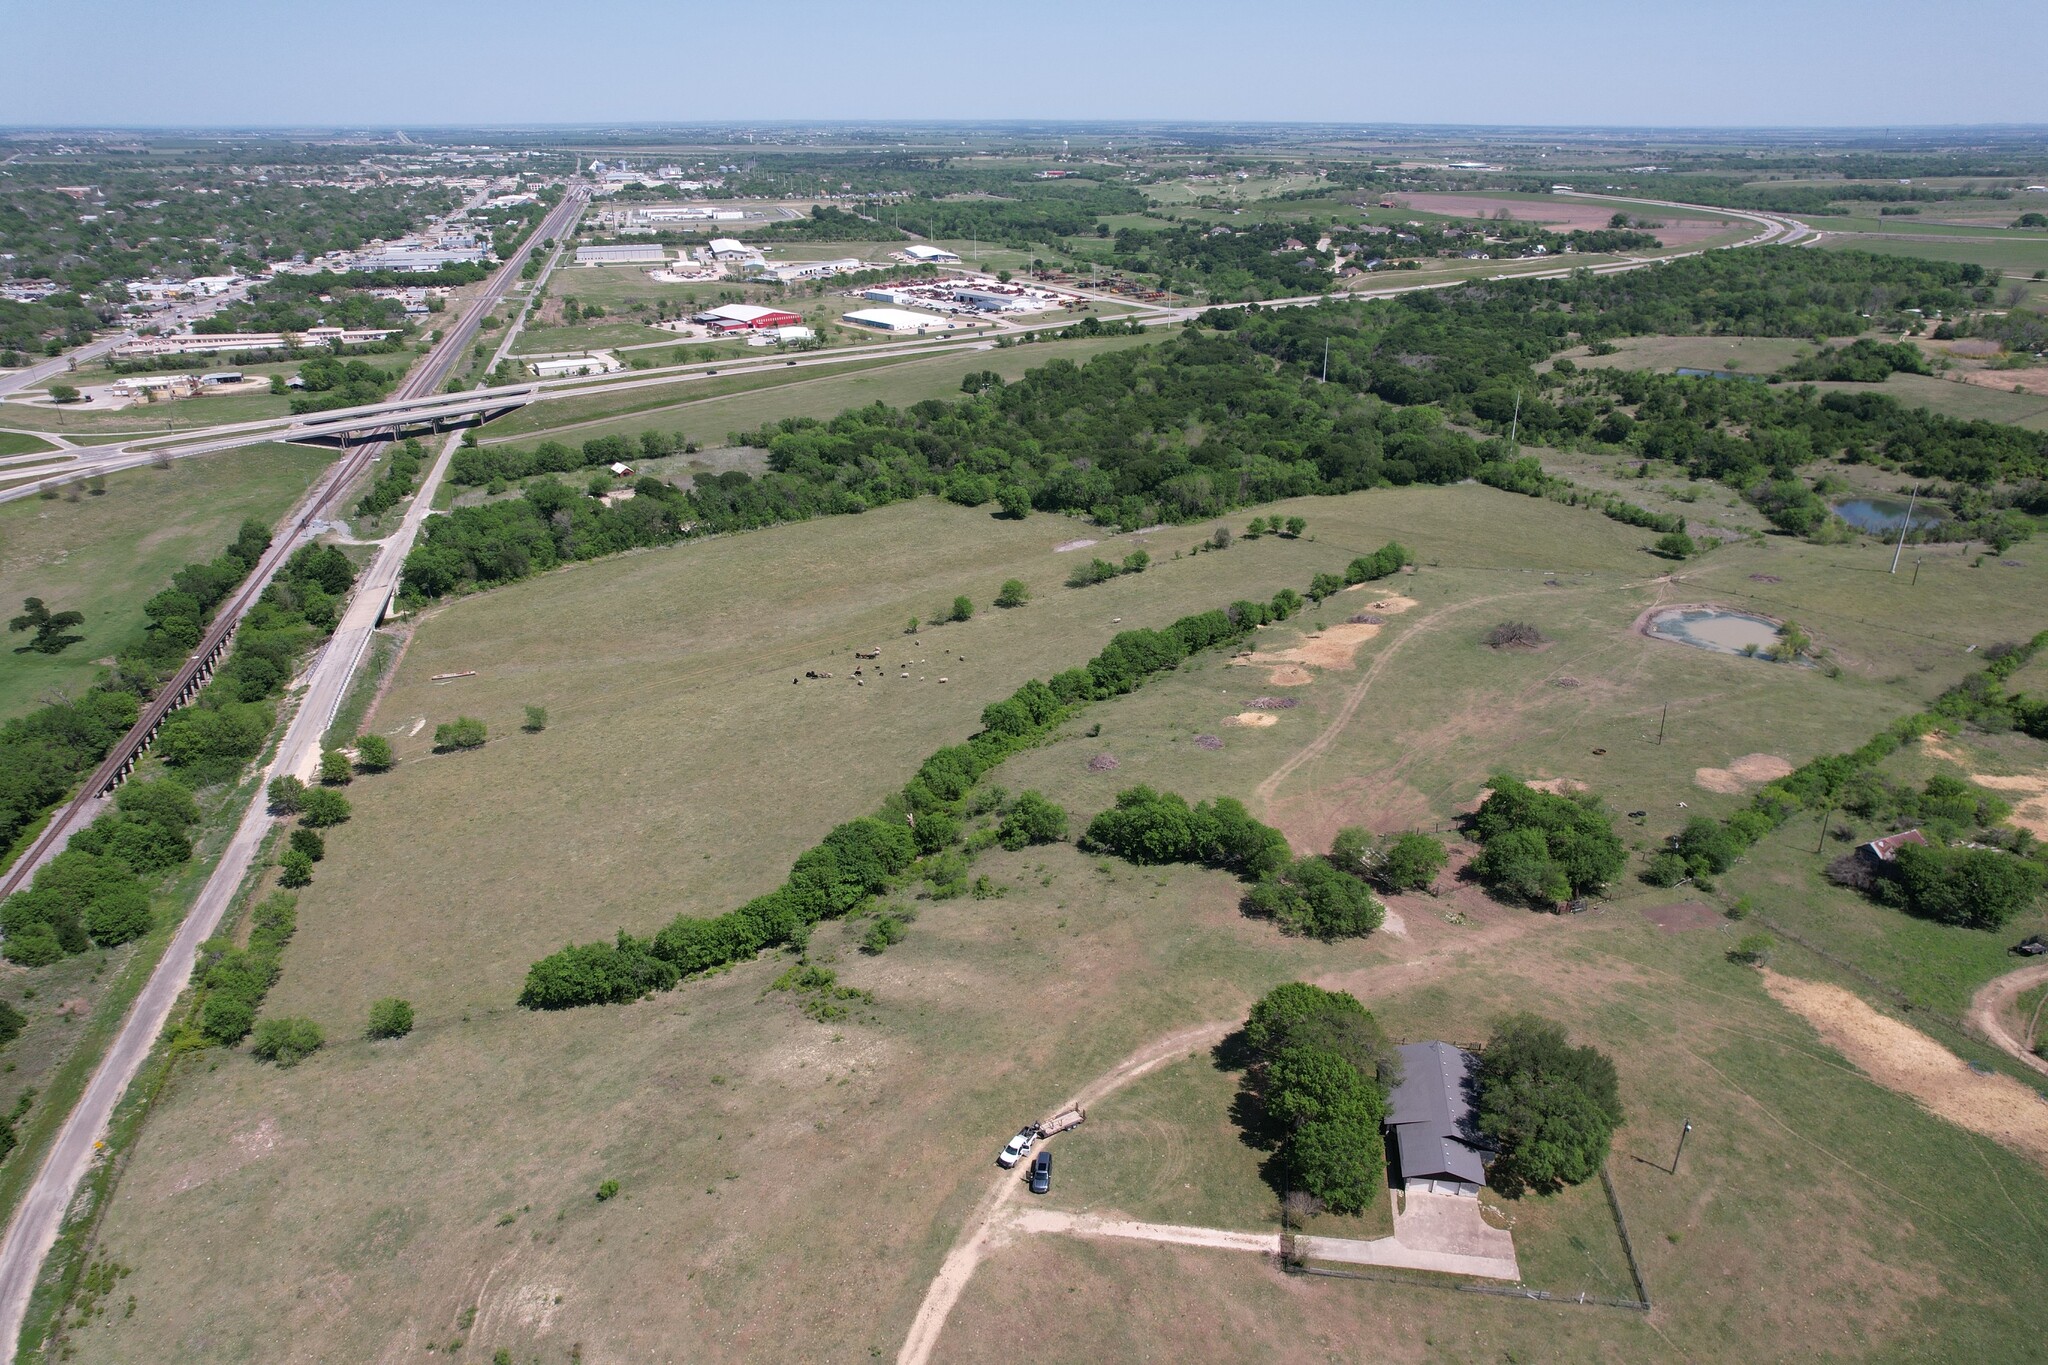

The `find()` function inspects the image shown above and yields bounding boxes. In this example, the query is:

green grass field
[0,443,335,721]
[0,432,58,457]
[52,479,2048,1363]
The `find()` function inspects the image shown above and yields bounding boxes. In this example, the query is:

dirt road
[1967,960,2048,1079]
[894,1022,1233,1365]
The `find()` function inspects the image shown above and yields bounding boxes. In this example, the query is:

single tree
[1210,525,1232,550]
[995,579,1030,608]
[353,733,394,772]
[1655,530,1696,560]
[523,704,549,732]
[318,748,354,786]
[997,484,1032,519]
[289,826,325,863]
[48,384,80,404]
[278,848,314,888]
[299,788,352,828]
[9,598,85,655]
[1285,516,1307,538]
[951,595,974,623]
[267,775,307,816]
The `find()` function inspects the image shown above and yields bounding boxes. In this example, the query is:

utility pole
[1911,558,1922,586]
[1656,703,1668,744]
[1670,1118,1693,1175]
[1890,483,1920,574]
[1816,802,1834,853]
[1321,337,1329,384]
[1508,390,1521,448]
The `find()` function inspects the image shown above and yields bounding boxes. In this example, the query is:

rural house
[1384,1041,1489,1196]
[1861,828,1929,865]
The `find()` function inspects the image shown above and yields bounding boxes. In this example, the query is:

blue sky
[4,0,2044,129]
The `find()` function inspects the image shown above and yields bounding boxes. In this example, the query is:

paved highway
[0,186,587,1358]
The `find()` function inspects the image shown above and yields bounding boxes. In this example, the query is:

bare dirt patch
[1967,772,2048,838]
[1956,367,2048,398]
[1228,712,1279,728]
[1086,753,1120,772]
[1642,901,1721,932]
[1920,732,1971,766]
[1697,753,1794,793]
[1762,970,2048,1170]
[1192,735,1224,751]
[1527,777,1585,796]
[1053,538,1098,553]
[1261,664,1314,686]
[1379,194,1735,245]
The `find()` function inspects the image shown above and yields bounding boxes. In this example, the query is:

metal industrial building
[576,244,668,266]
[842,306,948,333]
[902,244,961,264]
[692,303,803,333]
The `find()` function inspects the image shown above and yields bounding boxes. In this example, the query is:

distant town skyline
[6,0,2046,130]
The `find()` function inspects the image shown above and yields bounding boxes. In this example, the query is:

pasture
[0,442,334,721]
[52,480,2048,1363]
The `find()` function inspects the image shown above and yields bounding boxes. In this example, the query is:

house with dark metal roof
[1384,1041,1489,1196]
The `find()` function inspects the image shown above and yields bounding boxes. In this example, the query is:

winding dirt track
[895,1022,1234,1365]
[1967,961,2048,1079]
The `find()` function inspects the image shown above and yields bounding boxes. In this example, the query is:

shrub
[287,826,324,863]
[1081,786,1290,877]
[1656,530,1697,560]
[250,1016,324,1066]
[0,1000,24,1048]
[1642,850,1689,887]
[1728,933,1774,966]
[951,596,974,623]
[1475,1013,1623,1196]
[1483,621,1547,650]
[434,717,487,751]
[298,788,352,828]
[995,579,1030,608]
[1377,832,1447,891]
[318,748,354,785]
[595,1179,620,1201]
[366,997,415,1039]
[353,733,394,772]
[201,995,256,1046]
[1470,775,1625,906]
[523,704,548,733]
[998,791,1068,849]
[278,849,314,888]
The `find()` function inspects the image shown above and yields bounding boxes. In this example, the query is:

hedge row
[196,891,298,1047]
[518,543,1417,1008]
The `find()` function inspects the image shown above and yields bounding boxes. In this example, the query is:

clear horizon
[6,0,2045,130]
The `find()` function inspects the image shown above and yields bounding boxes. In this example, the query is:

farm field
[54,481,2048,1363]
[0,442,335,721]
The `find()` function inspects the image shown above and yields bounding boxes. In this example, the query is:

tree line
[517,547,1410,1008]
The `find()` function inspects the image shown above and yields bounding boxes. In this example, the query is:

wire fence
[1288,1263,1649,1313]
[1599,1162,1653,1311]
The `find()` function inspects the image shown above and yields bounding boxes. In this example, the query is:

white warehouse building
[843,307,950,333]
[576,244,668,266]
[902,244,961,264]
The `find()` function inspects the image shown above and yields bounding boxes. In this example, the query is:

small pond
[1833,496,1944,535]
[1645,607,1792,659]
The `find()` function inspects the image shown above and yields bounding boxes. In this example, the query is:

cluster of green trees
[153,543,357,787]
[1928,630,2048,740]
[1779,338,1932,383]
[748,205,904,243]
[1246,846,1387,940]
[1470,776,1627,907]
[447,431,657,489]
[287,357,401,416]
[195,891,298,1050]
[355,438,425,520]
[0,520,280,860]
[1475,1014,1624,1196]
[1067,550,1149,588]
[1080,786,1293,876]
[518,568,1362,1007]
[1242,983,1398,1214]
[0,779,199,965]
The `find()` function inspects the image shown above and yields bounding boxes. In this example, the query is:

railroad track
[0,188,584,900]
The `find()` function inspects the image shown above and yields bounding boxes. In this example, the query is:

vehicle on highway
[1029,1150,1052,1195]
[997,1126,1039,1168]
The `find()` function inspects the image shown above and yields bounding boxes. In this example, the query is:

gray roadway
[0,187,587,1356]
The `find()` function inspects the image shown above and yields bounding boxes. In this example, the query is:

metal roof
[1385,1042,1487,1186]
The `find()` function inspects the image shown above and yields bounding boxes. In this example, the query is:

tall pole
[1890,483,1919,574]
[1321,337,1329,384]
[1816,803,1834,854]
[1656,703,1668,744]
[1670,1118,1693,1175]
[1508,390,1521,448]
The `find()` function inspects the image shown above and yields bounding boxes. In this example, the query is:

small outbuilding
[1384,1041,1489,1196]
[1862,828,1929,864]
